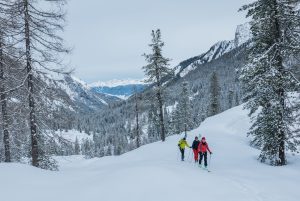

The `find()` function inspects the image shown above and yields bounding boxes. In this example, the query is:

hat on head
[202,137,206,140]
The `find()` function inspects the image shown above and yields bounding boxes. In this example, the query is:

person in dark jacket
[191,136,200,162]
[198,137,212,168]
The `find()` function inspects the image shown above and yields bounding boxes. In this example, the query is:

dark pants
[199,152,208,167]
[180,148,185,161]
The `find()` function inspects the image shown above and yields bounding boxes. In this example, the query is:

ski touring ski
[198,165,211,172]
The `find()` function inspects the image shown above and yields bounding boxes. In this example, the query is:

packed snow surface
[1,105,299,201]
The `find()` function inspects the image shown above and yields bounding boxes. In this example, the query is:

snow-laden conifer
[240,0,300,165]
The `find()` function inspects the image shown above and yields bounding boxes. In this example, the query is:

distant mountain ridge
[89,79,145,88]
[175,22,251,77]
[58,23,251,113]
[88,79,148,100]
[58,75,121,112]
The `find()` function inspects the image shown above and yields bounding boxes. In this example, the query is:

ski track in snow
[0,105,299,201]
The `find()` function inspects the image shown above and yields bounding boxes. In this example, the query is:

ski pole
[187,148,191,161]
[209,153,212,169]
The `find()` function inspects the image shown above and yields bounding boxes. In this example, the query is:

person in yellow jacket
[178,137,191,161]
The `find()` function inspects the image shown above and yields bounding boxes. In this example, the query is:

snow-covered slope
[55,129,93,143]
[1,105,299,201]
[89,79,148,100]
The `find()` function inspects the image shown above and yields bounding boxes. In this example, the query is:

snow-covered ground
[1,105,299,201]
[55,129,93,143]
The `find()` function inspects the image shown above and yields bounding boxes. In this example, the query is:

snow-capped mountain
[89,79,145,88]
[58,75,121,112]
[234,23,252,47]
[63,23,250,106]
[89,79,148,100]
[175,23,252,77]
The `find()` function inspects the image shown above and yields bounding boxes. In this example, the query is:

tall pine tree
[240,0,300,165]
[209,72,221,116]
[143,29,171,142]
[174,81,194,136]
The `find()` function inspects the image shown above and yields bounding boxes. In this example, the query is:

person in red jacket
[198,137,212,168]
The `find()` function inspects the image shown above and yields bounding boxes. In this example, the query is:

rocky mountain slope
[175,23,251,78]
[60,23,251,114]
[57,75,121,113]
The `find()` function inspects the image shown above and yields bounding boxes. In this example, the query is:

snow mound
[1,105,299,201]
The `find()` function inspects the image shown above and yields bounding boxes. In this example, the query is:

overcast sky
[63,0,252,83]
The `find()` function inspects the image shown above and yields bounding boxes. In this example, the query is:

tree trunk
[156,86,165,141]
[135,93,140,148]
[24,0,39,167]
[274,0,286,165]
[154,62,165,141]
[0,31,11,162]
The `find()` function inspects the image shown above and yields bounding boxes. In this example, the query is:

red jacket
[198,142,211,153]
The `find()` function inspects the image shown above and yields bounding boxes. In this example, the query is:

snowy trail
[1,105,299,201]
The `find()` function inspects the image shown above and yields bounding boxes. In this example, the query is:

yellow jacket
[178,139,190,149]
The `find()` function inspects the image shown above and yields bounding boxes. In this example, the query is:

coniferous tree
[147,102,160,142]
[74,137,80,155]
[240,0,300,165]
[228,90,234,109]
[174,82,194,136]
[209,72,221,116]
[106,144,113,156]
[133,87,141,148]
[235,92,240,106]
[143,29,172,141]
[172,106,181,135]
[163,106,171,136]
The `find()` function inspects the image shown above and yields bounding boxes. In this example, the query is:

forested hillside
[72,24,252,158]
[0,0,299,170]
